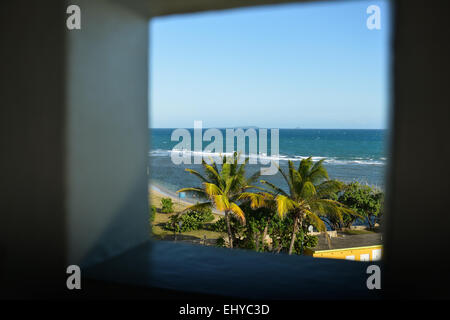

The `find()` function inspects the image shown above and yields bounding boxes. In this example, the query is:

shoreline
[149,182,223,215]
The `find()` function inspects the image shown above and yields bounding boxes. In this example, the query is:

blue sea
[149,129,387,198]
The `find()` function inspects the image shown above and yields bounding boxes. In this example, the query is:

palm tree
[237,191,276,251]
[177,152,260,248]
[248,158,356,255]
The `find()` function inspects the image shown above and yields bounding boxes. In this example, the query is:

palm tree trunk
[288,216,298,255]
[261,218,270,252]
[367,215,374,230]
[255,233,260,251]
[225,211,233,248]
[276,243,282,253]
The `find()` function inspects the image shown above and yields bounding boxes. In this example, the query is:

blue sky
[150,0,390,129]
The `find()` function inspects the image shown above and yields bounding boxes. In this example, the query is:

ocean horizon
[149,128,387,198]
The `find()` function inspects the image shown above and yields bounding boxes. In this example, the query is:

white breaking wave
[148,149,386,166]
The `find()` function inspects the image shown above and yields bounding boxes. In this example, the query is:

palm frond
[275,194,295,219]
[229,202,246,223]
[202,161,223,188]
[320,199,361,218]
[309,159,329,184]
[288,161,303,197]
[220,162,231,182]
[304,209,327,232]
[314,180,343,199]
[310,199,344,223]
[182,201,212,213]
[238,192,273,209]
[176,187,207,198]
[246,170,261,185]
[300,181,317,199]
[224,176,235,195]
[237,156,249,176]
[207,156,220,173]
[298,157,313,180]
[311,199,362,226]
[213,194,230,212]
[260,180,288,196]
[240,185,267,192]
[275,163,295,196]
[230,151,240,176]
[184,169,209,183]
[203,183,222,197]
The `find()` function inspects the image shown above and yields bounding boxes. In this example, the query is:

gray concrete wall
[383,0,450,298]
[0,0,68,297]
[65,0,150,267]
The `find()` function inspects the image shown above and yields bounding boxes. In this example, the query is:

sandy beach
[149,182,226,245]
[149,182,223,215]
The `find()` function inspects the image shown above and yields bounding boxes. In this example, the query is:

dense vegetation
[150,205,156,223]
[161,197,174,213]
[210,205,319,254]
[337,182,384,230]
[164,206,214,233]
[173,153,384,255]
[177,154,260,248]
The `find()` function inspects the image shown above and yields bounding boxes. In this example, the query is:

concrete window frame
[2,0,450,299]
[68,0,382,299]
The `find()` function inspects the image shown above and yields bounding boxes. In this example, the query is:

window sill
[84,240,381,299]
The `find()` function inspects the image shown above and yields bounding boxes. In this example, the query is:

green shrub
[210,215,244,232]
[215,237,226,248]
[210,217,227,232]
[161,197,174,213]
[236,204,319,254]
[194,205,214,222]
[294,231,318,254]
[186,205,214,223]
[337,182,384,230]
[165,214,183,232]
[304,233,318,249]
[163,207,214,232]
[150,205,156,222]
